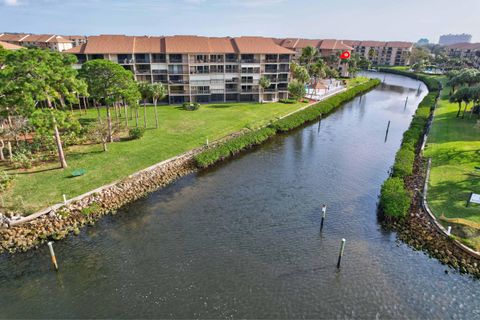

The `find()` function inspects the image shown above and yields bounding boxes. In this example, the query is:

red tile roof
[64,35,294,55]
[277,38,353,51]
[0,40,23,50]
[446,42,480,50]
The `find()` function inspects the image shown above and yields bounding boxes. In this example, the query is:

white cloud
[4,0,21,6]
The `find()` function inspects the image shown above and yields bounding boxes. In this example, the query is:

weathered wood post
[320,204,326,231]
[337,238,346,269]
[47,241,59,271]
[404,96,408,110]
[384,120,391,142]
[63,194,67,204]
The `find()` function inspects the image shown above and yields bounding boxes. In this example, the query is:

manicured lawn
[424,80,480,233]
[4,101,309,214]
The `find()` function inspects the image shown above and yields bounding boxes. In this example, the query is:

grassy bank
[4,100,310,214]
[423,80,480,249]
[195,78,381,168]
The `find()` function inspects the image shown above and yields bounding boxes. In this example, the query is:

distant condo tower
[439,34,472,46]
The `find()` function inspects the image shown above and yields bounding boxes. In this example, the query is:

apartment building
[445,42,480,67]
[0,40,22,50]
[63,35,88,47]
[0,33,73,52]
[343,40,413,66]
[66,35,294,103]
[275,38,353,76]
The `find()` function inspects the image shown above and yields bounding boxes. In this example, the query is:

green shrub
[81,202,102,216]
[0,171,14,192]
[129,127,145,140]
[380,177,412,218]
[392,148,415,177]
[279,98,297,104]
[11,151,33,169]
[182,102,200,111]
[195,127,276,168]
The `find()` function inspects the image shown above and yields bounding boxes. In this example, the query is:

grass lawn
[3,100,310,214]
[424,80,480,247]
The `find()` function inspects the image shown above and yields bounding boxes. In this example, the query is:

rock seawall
[0,152,196,254]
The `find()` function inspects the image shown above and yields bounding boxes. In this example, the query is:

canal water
[1,73,479,319]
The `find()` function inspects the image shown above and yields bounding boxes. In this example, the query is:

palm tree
[150,83,166,128]
[137,82,152,128]
[310,60,326,98]
[259,76,271,103]
[300,46,319,74]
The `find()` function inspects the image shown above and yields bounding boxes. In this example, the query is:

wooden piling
[337,238,346,269]
[47,241,59,271]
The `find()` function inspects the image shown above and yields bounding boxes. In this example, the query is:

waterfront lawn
[424,81,480,237]
[4,101,309,214]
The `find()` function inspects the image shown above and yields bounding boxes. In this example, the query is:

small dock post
[447,226,452,235]
[337,238,346,269]
[47,241,59,271]
[384,120,391,142]
[63,194,67,204]
[320,204,326,231]
[404,96,408,110]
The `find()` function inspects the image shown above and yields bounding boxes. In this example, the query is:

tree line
[0,47,166,170]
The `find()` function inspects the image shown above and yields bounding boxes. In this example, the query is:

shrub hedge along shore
[194,79,381,168]
[378,68,440,218]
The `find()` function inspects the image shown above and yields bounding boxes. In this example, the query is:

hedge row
[379,69,441,218]
[194,79,381,168]
[194,127,276,168]
[272,79,381,132]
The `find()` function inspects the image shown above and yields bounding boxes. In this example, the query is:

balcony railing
[135,59,150,64]
[190,70,210,74]
[191,90,210,95]
[241,79,254,83]
[151,58,167,63]
[169,58,185,63]
[170,90,187,95]
[279,58,290,63]
[226,79,239,83]
[264,59,278,63]
[263,69,278,73]
[169,79,189,84]
[241,59,260,63]
[225,69,239,73]
[226,87,238,92]
[120,59,135,64]
[135,69,151,74]
[152,69,167,74]
[241,89,259,93]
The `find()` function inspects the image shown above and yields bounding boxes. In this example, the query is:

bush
[273,79,380,132]
[0,171,14,192]
[182,102,200,111]
[195,127,276,168]
[392,148,415,177]
[128,127,145,140]
[380,177,411,218]
[279,98,297,104]
[11,150,33,169]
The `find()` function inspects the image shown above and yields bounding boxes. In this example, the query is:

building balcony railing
[135,59,150,64]
[190,70,210,74]
[264,59,278,63]
[241,79,254,84]
[241,59,260,63]
[120,59,135,64]
[152,69,167,74]
[191,90,210,95]
[136,70,151,74]
[169,58,186,63]
[170,90,187,95]
[225,58,238,63]
[169,80,189,84]
[225,69,239,73]
[226,79,239,83]
[226,88,238,92]
[241,89,259,93]
[263,69,278,73]
[264,88,277,92]
[152,59,167,63]
[279,58,290,63]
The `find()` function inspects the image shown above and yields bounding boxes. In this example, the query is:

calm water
[1,73,479,319]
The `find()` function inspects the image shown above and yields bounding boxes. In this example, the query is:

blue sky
[1,0,479,43]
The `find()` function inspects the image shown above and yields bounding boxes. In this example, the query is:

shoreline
[379,68,480,277]
[0,79,379,255]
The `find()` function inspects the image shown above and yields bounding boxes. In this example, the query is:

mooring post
[447,226,452,235]
[62,194,67,204]
[206,138,209,147]
[404,96,408,110]
[418,83,421,91]
[337,238,346,269]
[47,241,59,271]
[384,120,391,142]
[383,75,386,83]
[320,204,326,231]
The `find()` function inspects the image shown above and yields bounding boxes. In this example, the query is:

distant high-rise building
[439,34,472,46]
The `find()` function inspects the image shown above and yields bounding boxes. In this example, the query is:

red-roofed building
[0,33,73,52]
[343,40,413,66]
[445,42,480,67]
[65,35,295,103]
[0,40,23,50]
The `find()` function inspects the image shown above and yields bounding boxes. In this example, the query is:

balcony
[170,90,187,95]
[135,59,150,64]
[264,58,278,63]
[241,88,259,93]
[226,78,239,83]
[152,69,167,75]
[191,90,210,95]
[241,59,260,63]
[135,69,151,75]
[279,58,290,63]
[263,68,278,73]
[169,80,189,84]
[226,87,239,92]
[190,70,210,75]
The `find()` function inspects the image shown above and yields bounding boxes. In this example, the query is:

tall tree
[0,49,85,168]
[137,81,152,128]
[80,59,139,143]
[290,62,310,84]
[150,83,166,129]
[259,76,271,104]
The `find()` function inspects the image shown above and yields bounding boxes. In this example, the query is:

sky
[0,0,479,43]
